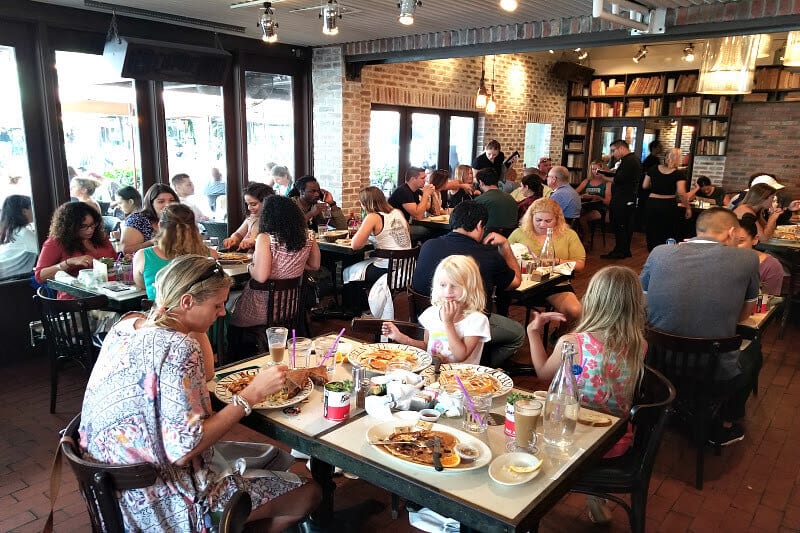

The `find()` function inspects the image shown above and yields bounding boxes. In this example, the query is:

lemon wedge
[507,459,543,474]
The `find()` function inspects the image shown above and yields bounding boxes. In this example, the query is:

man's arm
[484,232,521,289]
[738,300,757,323]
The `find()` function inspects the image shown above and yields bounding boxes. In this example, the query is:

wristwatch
[231,394,252,416]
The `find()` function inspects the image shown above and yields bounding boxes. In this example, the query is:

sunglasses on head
[187,260,224,291]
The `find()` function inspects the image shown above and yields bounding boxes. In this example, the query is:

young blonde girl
[527,265,646,523]
[383,255,490,364]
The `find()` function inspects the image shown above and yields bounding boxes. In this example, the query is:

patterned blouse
[124,212,156,241]
[79,317,302,532]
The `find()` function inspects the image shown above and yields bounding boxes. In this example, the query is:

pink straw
[455,375,484,426]
[291,329,296,368]
[319,328,346,365]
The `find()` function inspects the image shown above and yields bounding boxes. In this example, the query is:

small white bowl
[533,390,547,401]
[419,409,441,423]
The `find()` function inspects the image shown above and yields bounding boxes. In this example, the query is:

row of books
[667,73,698,93]
[566,153,585,168]
[696,139,726,155]
[590,78,625,96]
[699,119,728,137]
[627,76,665,95]
[667,96,702,116]
[754,67,800,90]
[624,98,662,116]
[565,121,587,135]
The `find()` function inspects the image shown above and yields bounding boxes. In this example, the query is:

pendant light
[485,56,497,114]
[784,31,800,67]
[475,57,488,109]
[321,0,341,36]
[259,2,278,43]
[697,35,759,94]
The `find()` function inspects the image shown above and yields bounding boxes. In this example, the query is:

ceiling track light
[475,56,487,109]
[682,43,695,62]
[632,45,648,63]
[398,0,422,25]
[320,0,341,36]
[575,47,589,61]
[499,0,518,12]
[259,2,278,43]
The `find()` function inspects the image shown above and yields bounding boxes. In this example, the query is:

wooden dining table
[209,340,627,532]
[46,278,147,311]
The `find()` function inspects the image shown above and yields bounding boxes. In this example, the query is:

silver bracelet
[231,394,252,416]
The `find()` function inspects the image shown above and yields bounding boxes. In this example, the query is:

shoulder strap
[42,435,75,533]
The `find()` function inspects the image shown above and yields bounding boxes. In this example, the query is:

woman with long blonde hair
[527,265,646,523]
[509,197,585,325]
[449,164,478,206]
[383,255,490,364]
[133,203,218,299]
[81,255,320,533]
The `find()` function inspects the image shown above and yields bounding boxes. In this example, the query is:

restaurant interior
[2,0,800,531]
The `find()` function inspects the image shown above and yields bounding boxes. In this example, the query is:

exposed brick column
[312,46,345,205]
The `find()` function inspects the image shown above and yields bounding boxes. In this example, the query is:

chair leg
[50,356,58,414]
[695,418,705,490]
[630,488,647,533]
[391,493,400,520]
[779,296,792,339]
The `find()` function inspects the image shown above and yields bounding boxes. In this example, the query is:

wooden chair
[350,317,425,343]
[645,327,742,489]
[406,287,431,322]
[570,366,676,533]
[60,414,251,533]
[370,246,420,296]
[226,275,308,363]
[34,287,109,413]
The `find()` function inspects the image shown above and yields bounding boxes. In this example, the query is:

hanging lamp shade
[783,31,800,67]
[757,34,771,58]
[697,35,759,95]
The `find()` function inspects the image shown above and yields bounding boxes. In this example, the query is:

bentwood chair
[59,415,252,533]
[227,275,308,363]
[645,327,742,489]
[406,287,432,322]
[570,366,676,533]
[370,246,420,296]
[34,287,108,413]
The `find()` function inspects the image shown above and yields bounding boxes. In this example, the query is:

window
[55,51,142,209]
[0,45,36,280]
[370,105,477,192]
[244,71,295,185]
[163,82,225,219]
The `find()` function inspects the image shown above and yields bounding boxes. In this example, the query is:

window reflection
[56,51,142,214]
[245,72,294,189]
[163,82,225,221]
[0,45,36,281]
[369,110,400,192]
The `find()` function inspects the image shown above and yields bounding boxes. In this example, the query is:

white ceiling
[35,0,733,48]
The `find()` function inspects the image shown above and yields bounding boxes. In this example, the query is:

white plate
[488,453,543,486]
[348,343,432,373]
[215,369,313,409]
[366,421,491,472]
[420,363,514,398]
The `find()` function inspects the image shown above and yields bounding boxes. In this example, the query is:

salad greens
[325,380,353,392]
[506,391,536,405]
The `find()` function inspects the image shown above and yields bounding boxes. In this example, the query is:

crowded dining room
[2,0,800,531]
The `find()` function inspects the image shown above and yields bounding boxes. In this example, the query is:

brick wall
[312,47,344,201]
[723,101,800,198]
[335,53,568,211]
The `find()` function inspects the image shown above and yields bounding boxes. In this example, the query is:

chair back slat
[251,275,305,331]
[407,287,431,322]
[372,246,421,294]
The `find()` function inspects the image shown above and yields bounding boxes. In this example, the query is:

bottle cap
[572,364,583,376]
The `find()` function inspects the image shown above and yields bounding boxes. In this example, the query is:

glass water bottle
[543,341,580,447]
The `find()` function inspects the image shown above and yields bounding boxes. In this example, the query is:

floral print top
[79,317,301,532]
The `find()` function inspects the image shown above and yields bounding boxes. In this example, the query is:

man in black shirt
[411,201,524,367]
[388,166,436,242]
[601,139,641,259]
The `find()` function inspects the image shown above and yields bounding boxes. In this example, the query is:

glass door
[409,112,440,169]
[369,109,401,193]
[591,119,644,166]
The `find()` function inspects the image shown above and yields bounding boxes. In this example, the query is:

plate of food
[215,367,327,409]
[217,252,252,265]
[488,453,543,486]
[347,343,431,373]
[366,421,491,472]
[334,238,352,246]
[420,363,513,398]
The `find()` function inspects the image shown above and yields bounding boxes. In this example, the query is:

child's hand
[441,300,462,324]
[382,321,401,341]
[527,311,566,336]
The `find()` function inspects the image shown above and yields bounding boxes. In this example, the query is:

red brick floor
[3,232,800,532]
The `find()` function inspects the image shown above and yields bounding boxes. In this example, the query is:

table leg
[309,457,336,527]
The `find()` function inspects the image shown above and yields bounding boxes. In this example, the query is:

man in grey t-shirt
[640,207,760,446]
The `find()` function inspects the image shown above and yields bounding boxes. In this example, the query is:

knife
[432,436,443,471]
[214,366,260,381]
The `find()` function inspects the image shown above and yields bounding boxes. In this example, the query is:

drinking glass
[314,336,339,374]
[317,224,328,238]
[266,327,288,364]
[462,392,492,433]
[208,237,220,251]
[385,360,413,382]
[509,399,542,453]
[289,337,313,369]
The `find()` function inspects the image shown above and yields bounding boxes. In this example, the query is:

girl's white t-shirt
[418,306,491,365]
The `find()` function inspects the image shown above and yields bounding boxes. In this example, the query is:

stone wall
[311,47,344,201]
